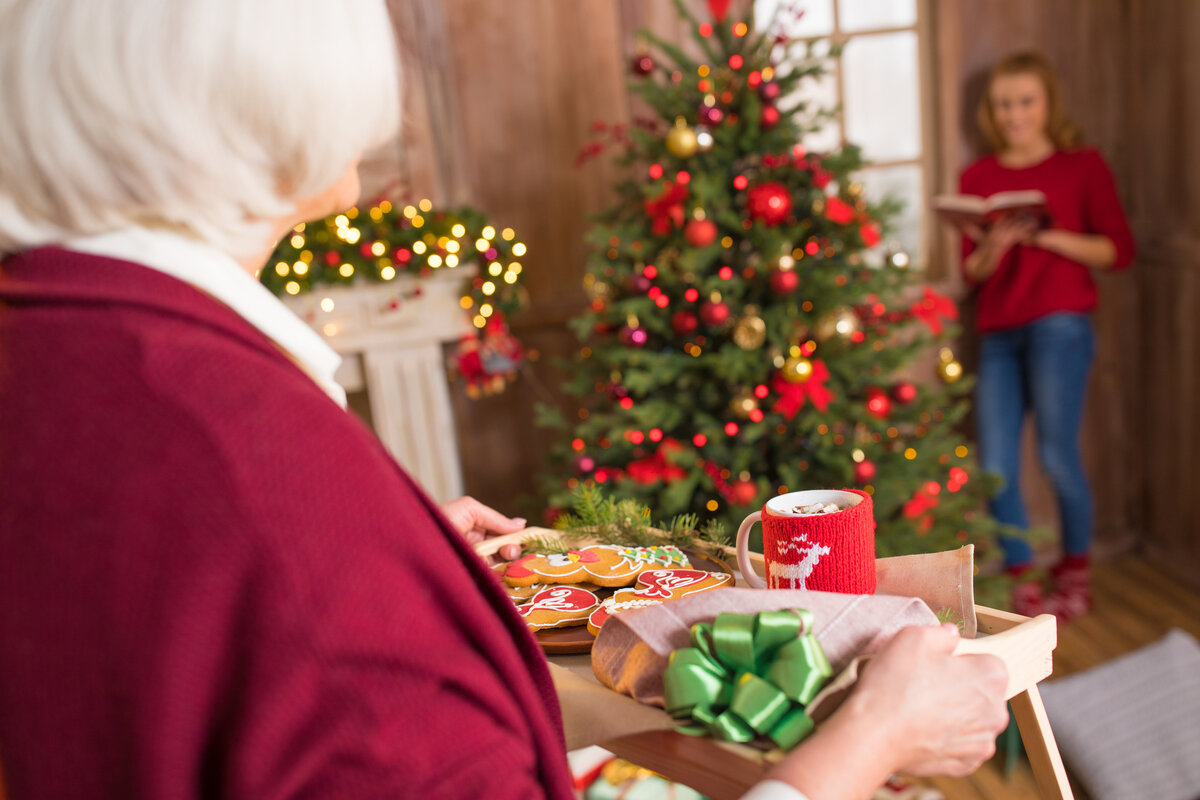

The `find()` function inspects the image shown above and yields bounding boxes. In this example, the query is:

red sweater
[0,248,573,799]
[959,148,1135,332]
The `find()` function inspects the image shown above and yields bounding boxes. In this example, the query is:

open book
[933,190,1049,231]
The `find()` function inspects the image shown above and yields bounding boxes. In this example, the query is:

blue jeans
[975,313,1095,567]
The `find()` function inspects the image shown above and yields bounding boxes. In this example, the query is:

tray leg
[1010,685,1073,799]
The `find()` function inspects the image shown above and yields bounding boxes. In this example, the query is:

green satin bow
[661,609,833,750]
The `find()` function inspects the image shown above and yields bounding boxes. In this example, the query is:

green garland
[259,200,526,332]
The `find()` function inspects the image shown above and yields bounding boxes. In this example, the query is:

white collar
[65,228,347,407]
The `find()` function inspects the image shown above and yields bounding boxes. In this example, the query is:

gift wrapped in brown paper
[591,587,940,712]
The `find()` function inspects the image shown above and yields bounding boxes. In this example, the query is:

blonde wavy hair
[977,51,1082,151]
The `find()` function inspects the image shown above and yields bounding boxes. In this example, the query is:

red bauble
[632,54,654,75]
[745,181,793,227]
[684,218,718,247]
[865,386,892,418]
[730,478,759,506]
[700,299,731,326]
[891,381,918,404]
[699,105,724,126]
[853,459,877,484]
[671,310,699,335]
[769,269,799,294]
[758,81,782,102]
[760,105,781,129]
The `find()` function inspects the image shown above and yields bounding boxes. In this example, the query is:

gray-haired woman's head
[0,0,400,258]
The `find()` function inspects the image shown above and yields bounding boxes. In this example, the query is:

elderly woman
[0,1,1007,798]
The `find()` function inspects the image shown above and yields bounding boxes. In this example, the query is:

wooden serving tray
[549,546,1072,800]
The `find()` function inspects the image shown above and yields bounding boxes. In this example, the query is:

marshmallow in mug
[787,501,845,516]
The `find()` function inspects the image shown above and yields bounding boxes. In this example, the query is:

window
[755,0,931,267]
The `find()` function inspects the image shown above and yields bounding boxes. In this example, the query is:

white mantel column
[282,269,473,503]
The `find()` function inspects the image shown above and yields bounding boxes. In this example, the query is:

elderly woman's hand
[440,496,526,561]
[763,623,1009,799]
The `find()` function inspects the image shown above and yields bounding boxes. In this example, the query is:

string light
[955,445,969,458]
[501,227,516,241]
[450,223,466,237]
[285,281,300,294]
[412,242,427,254]
[482,281,496,296]
[320,298,335,312]
[371,242,386,256]
[418,198,432,212]
[293,262,308,276]
[427,254,443,268]
[289,234,304,248]
[338,263,354,277]
[904,448,917,460]
[512,243,527,256]
[459,296,473,309]
[274,262,289,276]
[380,266,396,280]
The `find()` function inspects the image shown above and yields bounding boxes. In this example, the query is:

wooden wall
[374,0,709,521]
[379,1,1200,582]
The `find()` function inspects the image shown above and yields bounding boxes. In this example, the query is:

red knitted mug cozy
[762,489,876,594]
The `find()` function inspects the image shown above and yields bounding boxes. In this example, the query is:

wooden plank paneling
[396,0,708,511]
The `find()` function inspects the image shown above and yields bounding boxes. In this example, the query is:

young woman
[961,52,1135,619]
[0,2,1007,797]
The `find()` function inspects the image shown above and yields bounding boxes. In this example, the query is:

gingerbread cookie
[587,568,732,636]
[517,585,600,631]
[503,544,690,588]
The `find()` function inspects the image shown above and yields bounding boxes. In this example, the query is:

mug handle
[736,511,766,589]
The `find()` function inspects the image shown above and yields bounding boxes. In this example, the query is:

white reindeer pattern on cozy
[768,534,832,589]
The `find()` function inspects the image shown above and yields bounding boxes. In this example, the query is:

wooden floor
[912,554,1200,800]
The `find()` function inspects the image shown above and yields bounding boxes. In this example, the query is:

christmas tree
[538,0,1022,602]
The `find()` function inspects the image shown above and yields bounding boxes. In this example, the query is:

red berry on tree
[632,54,654,75]
[758,81,781,102]
[854,459,877,484]
[760,105,781,129]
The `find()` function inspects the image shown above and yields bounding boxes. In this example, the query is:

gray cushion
[1040,629,1200,800]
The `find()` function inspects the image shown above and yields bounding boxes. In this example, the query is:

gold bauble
[732,314,767,350]
[815,306,859,340]
[730,388,759,419]
[782,356,814,383]
[938,359,964,384]
[585,279,612,301]
[665,117,699,159]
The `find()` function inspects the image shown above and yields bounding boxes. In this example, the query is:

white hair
[0,0,400,258]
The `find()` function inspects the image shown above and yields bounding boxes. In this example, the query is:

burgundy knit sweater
[959,147,1135,333]
[0,248,573,799]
